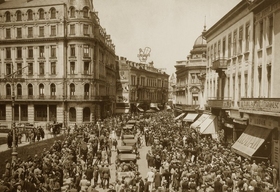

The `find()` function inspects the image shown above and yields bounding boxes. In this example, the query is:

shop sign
[240,99,280,113]
[249,116,278,129]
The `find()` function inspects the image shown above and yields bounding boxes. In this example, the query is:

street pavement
[0,129,56,153]
[62,131,151,192]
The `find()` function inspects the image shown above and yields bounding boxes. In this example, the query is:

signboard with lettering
[249,115,279,129]
[240,99,280,113]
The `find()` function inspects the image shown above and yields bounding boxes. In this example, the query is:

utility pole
[4,65,27,161]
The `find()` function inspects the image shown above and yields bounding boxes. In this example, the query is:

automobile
[122,139,137,148]
[122,134,135,140]
[117,153,137,163]
[117,146,134,154]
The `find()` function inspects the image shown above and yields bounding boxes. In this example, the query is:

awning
[190,114,210,129]
[231,125,272,159]
[198,115,218,139]
[183,113,198,122]
[174,113,185,120]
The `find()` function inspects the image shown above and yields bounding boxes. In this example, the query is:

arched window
[50,83,56,96]
[6,84,11,96]
[69,107,76,122]
[84,83,89,98]
[83,107,90,122]
[5,11,11,22]
[50,8,56,19]
[38,9,44,20]
[83,7,89,18]
[17,84,22,97]
[69,7,75,18]
[70,83,75,96]
[27,10,33,20]
[39,84,44,96]
[28,84,33,97]
[16,10,22,21]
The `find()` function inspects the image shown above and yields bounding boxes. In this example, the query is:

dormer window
[5,11,11,22]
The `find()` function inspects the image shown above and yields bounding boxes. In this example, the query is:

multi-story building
[205,0,280,167]
[116,57,169,114]
[174,28,207,118]
[0,0,116,128]
[204,0,254,144]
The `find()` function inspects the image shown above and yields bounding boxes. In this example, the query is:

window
[83,7,89,18]
[17,28,22,38]
[238,75,241,100]
[50,45,56,57]
[70,45,75,56]
[21,105,28,121]
[51,62,56,75]
[50,8,56,19]
[16,11,22,21]
[6,84,11,97]
[6,63,11,75]
[70,83,75,96]
[233,31,237,56]
[228,34,232,58]
[70,24,75,35]
[84,24,89,35]
[27,10,33,20]
[70,7,75,18]
[227,77,230,98]
[84,62,89,74]
[192,94,198,105]
[5,12,11,22]
[28,84,33,96]
[34,105,47,121]
[244,74,248,98]
[268,16,273,46]
[222,38,226,58]
[28,47,33,58]
[39,26,44,37]
[28,27,33,37]
[232,76,235,100]
[6,48,11,59]
[17,47,22,58]
[17,84,22,97]
[39,63,44,75]
[28,63,33,75]
[191,73,195,83]
[245,23,250,51]
[217,41,221,57]
[17,63,22,75]
[39,9,44,20]
[83,45,89,57]
[39,84,44,96]
[259,21,263,49]
[0,105,6,120]
[267,65,271,97]
[69,107,76,122]
[50,83,56,96]
[83,107,90,122]
[238,27,243,54]
[84,84,89,98]
[39,46,44,57]
[214,43,217,60]
[6,28,11,39]
[50,25,56,36]
[70,62,75,74]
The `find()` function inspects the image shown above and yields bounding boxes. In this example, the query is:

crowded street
[0,110,278,192]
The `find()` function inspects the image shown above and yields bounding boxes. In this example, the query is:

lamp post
[4,65,28,161]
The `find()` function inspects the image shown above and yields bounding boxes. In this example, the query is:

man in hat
[214,176,223,192]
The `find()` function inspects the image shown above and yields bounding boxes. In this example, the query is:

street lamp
[5,64,27,161]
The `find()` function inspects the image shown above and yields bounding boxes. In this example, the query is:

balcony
[211,57,228,71]
[207,97,232,109]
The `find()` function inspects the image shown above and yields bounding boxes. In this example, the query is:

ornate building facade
[116,57,169,114]
[0,0,116,127]
[174,29,207,116]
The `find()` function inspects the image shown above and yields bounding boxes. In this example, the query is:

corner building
[0,0,117,127]
[205,0,280,169]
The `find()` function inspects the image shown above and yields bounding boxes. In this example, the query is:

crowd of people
[0,110,279,192]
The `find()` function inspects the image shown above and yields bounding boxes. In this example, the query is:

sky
[94,0,241,76]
